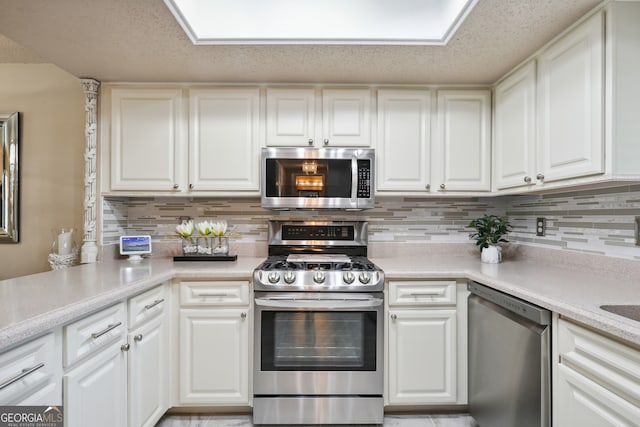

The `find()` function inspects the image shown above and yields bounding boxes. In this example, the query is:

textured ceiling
[0,0,601,84]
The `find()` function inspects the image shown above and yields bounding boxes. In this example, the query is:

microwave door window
[265,159,352,198]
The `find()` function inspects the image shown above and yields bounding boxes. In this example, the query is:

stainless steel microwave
[261,147,375,210]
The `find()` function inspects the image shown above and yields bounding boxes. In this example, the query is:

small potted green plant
[468,214,512,263]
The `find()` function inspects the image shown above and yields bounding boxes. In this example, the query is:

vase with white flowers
[176,220,197,255]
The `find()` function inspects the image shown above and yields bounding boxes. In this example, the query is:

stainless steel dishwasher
[468,281,551,427]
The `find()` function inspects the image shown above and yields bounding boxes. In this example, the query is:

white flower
[211,220,227,237]
[176,220,194,237]
[196,221,213,236]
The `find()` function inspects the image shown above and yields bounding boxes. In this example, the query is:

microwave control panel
[357,159,371,198]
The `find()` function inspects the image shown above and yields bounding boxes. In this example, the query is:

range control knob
[359,272,372,284]
[283,271,296,284]
[343,272,356,284]
[267,272,281,284]
[313,271,326,284]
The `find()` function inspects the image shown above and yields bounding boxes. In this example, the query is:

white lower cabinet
[177,280,251,406]
[553,317,640,426]
[0,331,62,405]
[127,284,170,427]
[64,340,128,427]
[63,302,128,427]
[385,280,467,406]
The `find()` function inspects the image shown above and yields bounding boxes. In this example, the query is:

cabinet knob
[189,183,194,189]
[425,184,430,191]
[241,312,247,319]
[134,334,143,342]
[323,138,329,146]
[536,174,545,181]
[308,139,314,146]
[524,176,532,183]
[439,184,445,190]
[391,314,397,321]
[121,343,130,352]
[173,184,179,190]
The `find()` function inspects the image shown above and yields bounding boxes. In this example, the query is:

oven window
[265,159,352,198]
[261,311,377,371]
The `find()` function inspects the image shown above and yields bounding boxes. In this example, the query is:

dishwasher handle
[468,281,551,325]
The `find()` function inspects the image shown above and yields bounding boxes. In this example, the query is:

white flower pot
[481,245,502,264]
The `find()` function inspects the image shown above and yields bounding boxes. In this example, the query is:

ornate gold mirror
[0,112,19,243]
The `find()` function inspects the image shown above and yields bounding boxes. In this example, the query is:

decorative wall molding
[80,78,100,263]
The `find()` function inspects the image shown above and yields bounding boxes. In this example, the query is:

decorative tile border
[102,185,640,260]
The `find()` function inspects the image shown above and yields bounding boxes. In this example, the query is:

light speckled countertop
[1,250,639,351]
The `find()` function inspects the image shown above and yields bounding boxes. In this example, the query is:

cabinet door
[553,318,640,426]
[189,88,260,191]
[266,88,315,147]
[322,89,371,147]
[128,315,169,427]
[494,62,537,190]
[179,308,249,404]
[64,342,127,427]
[111,88,185,191]
[555,364,640,426]
[537,12,603,183]
[387,309,457,405]
[435,90,491,192]
[376,89,431,191]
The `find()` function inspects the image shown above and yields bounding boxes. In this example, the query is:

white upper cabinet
[189,88,260,191]
[265,88,372,147]
[434,90,491,192]
[110,88,185,191]
[376,89,431,192]
[265,88,316,147]
[493,61,537,190]
[321,89,371,146]
[537,11,604,183]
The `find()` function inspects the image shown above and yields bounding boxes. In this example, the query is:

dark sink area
[600,305,640,322]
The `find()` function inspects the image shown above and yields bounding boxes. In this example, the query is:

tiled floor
[155,414,478,427]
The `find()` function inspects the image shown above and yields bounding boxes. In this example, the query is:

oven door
[254,292,383,395]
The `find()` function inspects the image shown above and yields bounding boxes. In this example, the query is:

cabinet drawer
[0,333,61,404]
[128,283,168,330]
[179,281,250,306]
[558,318,640,407]
[388,281,456,306]
[64,302,126,368]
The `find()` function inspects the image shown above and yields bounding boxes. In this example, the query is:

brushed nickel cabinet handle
[439,184,445,190]
[391,314,397,321]
[524,176,532,183]
[323,138,329,146]
[173,184,179,189]
[241,312,247,319]
[121,343,130,352]
[91,322,122,339]
[536,174,545,181]
[425,184,430,190]
[189,184,194,189]
[308,139,314,146]
[194,292,228,297]
[0,362,45,390]
[144,299,165,310]
[134,334,143,342]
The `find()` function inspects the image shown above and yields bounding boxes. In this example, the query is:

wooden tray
[173,254,238,262]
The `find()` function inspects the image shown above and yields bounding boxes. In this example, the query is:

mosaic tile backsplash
[102,184,640,260]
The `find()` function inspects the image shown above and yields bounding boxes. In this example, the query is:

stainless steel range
[253,221,384,425]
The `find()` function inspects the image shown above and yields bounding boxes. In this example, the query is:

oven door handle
[254,297,383,309]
